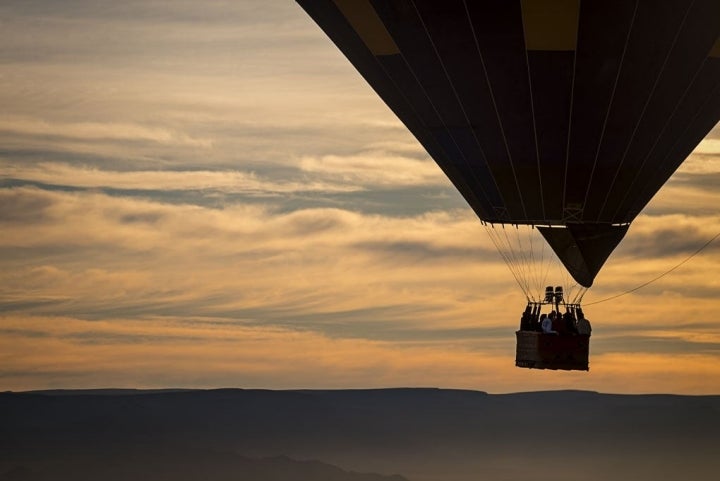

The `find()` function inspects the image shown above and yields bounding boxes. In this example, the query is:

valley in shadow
[2,388,719,481]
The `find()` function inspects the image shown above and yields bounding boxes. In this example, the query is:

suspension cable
[484,223,574,303]
[484,223,531,299]
[509,224,533,296]
[584,230,720,306]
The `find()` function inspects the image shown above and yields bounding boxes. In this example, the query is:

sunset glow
[1,0,719,393]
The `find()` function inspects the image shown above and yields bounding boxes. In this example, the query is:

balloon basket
[515,331,589,371]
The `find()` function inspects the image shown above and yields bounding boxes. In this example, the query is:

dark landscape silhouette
[2,388,719,481]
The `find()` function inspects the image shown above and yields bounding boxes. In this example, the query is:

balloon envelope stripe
[331,0,399,55]
[520,0,579,52]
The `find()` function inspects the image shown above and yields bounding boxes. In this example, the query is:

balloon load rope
[483,222,585,305]
[483,222,719,308]
[584,230,720,306]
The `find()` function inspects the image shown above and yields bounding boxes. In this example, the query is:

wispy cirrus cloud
[0,117,213,147]
[0,162,359,194]
[299,152,446,187]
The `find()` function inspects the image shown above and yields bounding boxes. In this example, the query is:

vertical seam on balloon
[342,4,492,219]
[463,0,529,221]
[609,57,712,221]
[408,0,506,219]
[561,2,581,225]
[581,0,639,222]
[595,0,696,221]
[624,77,720,218]
[382,5,497,220]
[519,4,546,221]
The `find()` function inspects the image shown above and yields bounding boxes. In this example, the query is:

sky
[1,0,719,394]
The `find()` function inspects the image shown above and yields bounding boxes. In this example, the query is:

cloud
[692,138,720,155]
[0,117,212,147]
[353,240,496,264]
[0,187,506,330]
[1,183,716,331]
[613,214,720,259]
[1,163,359,195]
[0,0,405,173]
[299,151,446,187]
[0,188,54,223]
[0,313,512,390]
[2,313,720,393]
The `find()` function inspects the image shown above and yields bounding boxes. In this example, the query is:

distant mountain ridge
[2,388,719,481]
[24,388,196,396]
[0,452,408,481]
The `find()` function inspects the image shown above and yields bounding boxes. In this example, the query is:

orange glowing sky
[1,0,719,393]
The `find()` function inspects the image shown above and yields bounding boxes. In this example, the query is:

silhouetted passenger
[541,312,557,334]
[564,310,577,334]
[530,311,540,331]
[531,304,540,330]
[551,310,566,334]
[520,305,534,330]
[576,313,592,336]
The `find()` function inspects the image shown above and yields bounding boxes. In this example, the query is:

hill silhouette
[2,388,719,481]
[0,451,407,481]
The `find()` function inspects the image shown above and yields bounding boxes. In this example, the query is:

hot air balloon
[297,0,720,370]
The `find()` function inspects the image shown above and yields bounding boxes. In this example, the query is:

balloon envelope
[297,0,720,287]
